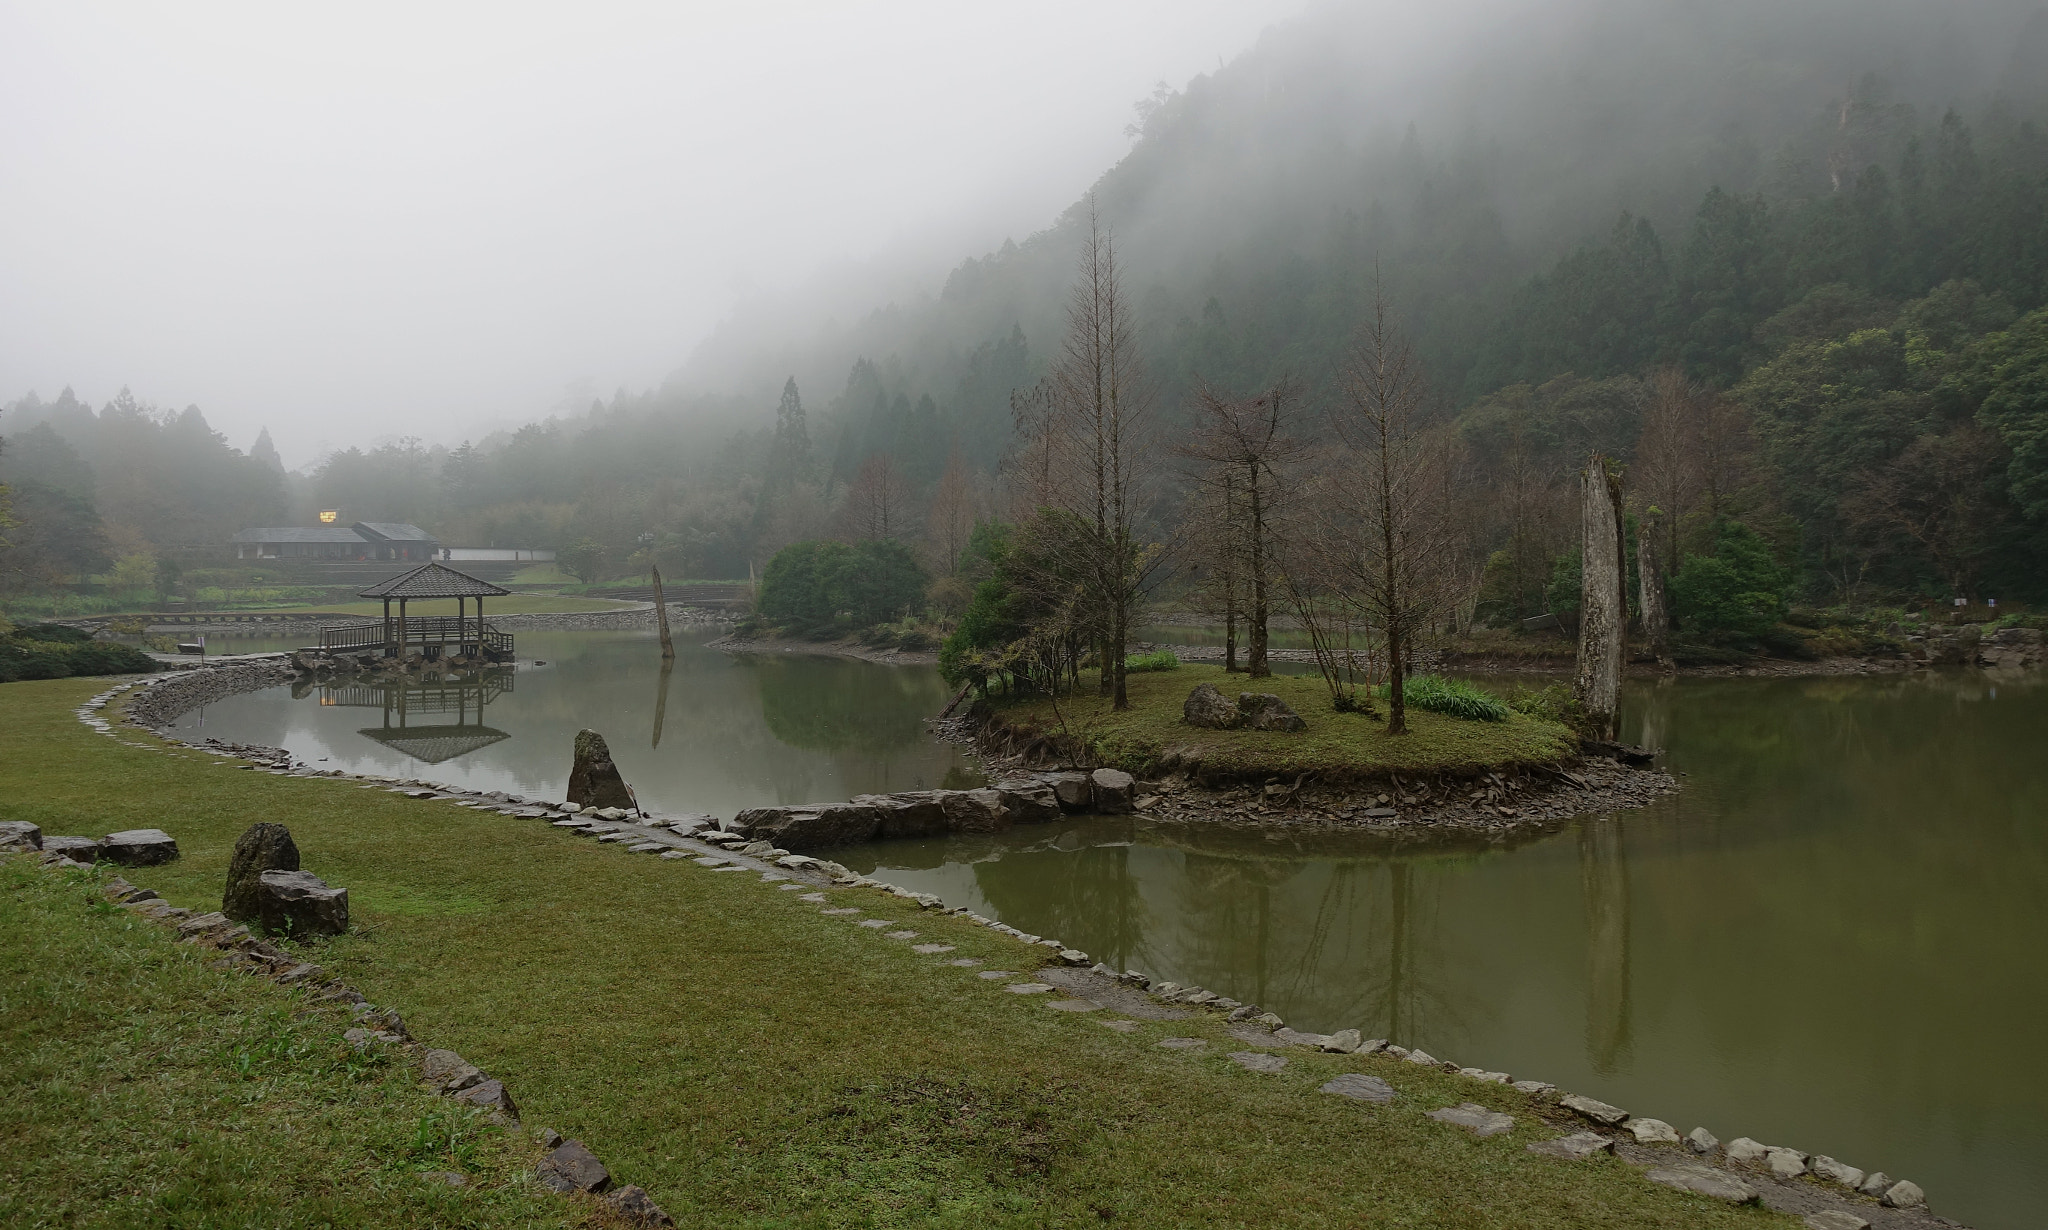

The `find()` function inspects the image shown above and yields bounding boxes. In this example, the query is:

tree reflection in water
[1579,815,1632,1074]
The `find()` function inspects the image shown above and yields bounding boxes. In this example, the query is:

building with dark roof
[231,521,439,562]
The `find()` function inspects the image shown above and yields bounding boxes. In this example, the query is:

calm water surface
[175,632,2044,1227]
[167,630,981,812]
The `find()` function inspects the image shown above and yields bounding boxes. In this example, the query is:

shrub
[1377,674,1510,721]
[1504,682,1584,728]
[1124,648,1180,673]
[0,630,158,684]
[758,540,929,632]
[1670,519,1789,638]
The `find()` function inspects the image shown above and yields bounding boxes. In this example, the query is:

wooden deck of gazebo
[315,562,514,661]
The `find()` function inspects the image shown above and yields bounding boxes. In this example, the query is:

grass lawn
[1,676,1784,1228]
[990,664,1579,781]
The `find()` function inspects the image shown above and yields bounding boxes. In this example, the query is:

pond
[169,630,2045,1227]
[166,630,982,813]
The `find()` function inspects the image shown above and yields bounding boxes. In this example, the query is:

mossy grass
[989,663,1577,782]
[2,676,1779,1227]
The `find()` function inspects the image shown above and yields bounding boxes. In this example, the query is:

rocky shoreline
[707,631,939,666]
[935,703,1679,842]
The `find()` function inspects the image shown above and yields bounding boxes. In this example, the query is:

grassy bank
[988,664,1579,782]
[1,676,1779,1227]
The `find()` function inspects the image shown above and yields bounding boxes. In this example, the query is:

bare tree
[1636,508,1670,668]
[1179,380,1306,678]
[926,449,976,573]
[1632,366,1705,577]
[1575,454,1627,739]
[843,454,908,541]
[1183,469,1245,671]
[1027,201,1162,710]
[1327,287,1454,735]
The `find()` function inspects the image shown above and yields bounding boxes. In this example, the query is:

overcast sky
[0,1,1299,468]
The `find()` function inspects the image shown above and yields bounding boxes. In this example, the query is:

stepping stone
[976,970,1016,980]
[858,919,890,929]
[710,866,746,872]
[1155,1037,1207,1051]
[884,929,918,939]
[1643,1164,1758,1205]
[1623,1118,1680,1145]
[946,957,983,967]
[1094,1018,1139,1033]
[1428,1103,1515,1138]
[1320,1073,1396,1103]
[1527,1132,1615,1161]
[1802,1212,1871,1230]
[822,907,861,916]
[1560,1094,1628,1126]
[1005,983,1055,995]
[760,871,789,882]
[1046,999,1099,1012]
[628,842,665,853]
[692,856,728,867]
[777,883,805,890]
[911,943,955,955]
[1229,1051,1287,1073]
[660,851,692,860]
[797,893,826,903]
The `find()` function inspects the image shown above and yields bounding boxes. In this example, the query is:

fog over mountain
[681,0,2048,423]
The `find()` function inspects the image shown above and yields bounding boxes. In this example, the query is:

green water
[173,631,2045,1226]
[830,671,2048,1229]
[166,629,981,811]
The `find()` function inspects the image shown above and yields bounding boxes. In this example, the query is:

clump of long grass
[1124,648,1181,673]
[1376,673,1510,722]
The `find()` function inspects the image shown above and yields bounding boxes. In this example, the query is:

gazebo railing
[317,615,513,657]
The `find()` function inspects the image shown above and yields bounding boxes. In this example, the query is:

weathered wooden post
[1637,508,1671,671]
[1574,454,1626,741]
[650,564,675,661]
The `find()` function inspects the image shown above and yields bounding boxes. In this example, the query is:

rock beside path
[256,869,348,937]
[537,1139,611,1194]
[566,729,635,811]
[101,828,178,866]
[42,835,101,863]
[223,824,299,921]
[0,821,43,852]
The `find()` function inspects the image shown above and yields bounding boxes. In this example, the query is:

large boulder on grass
[1238,693,1306,732]
[223,823,300,922]
[566,729,635,811]
[1183,682,1243,729]
[257,869,349,937]
[0,821,42,852]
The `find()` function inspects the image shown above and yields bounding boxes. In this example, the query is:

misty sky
[0,1,1300,468]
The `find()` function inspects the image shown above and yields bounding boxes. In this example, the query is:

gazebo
[316,562,514,661]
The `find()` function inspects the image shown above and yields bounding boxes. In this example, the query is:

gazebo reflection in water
[308,670,515,765]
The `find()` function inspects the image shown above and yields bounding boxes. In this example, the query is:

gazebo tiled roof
[357,562,510,600]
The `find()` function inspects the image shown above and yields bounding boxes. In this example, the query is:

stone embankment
[78,676,1959,1228]
[708,631,938,666]
[929,706,1680,841]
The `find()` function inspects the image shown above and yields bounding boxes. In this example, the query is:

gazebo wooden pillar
[354,561,512,663]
